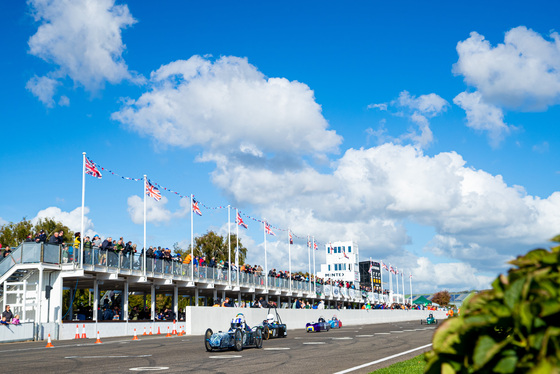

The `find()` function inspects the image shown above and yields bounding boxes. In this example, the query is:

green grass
[369,354,426,373]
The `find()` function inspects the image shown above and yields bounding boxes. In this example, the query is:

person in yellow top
[183,253,192,264]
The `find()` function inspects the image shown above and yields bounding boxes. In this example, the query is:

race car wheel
[204,328,213,352]
[263,325,270,340]
[281,326,287,337]
[435,319,438,324]
[234,328,243,352]
[255,328,263,348]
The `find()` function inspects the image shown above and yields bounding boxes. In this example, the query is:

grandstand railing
[1,243,364,300]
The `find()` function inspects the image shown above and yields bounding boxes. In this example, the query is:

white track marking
[264,347,291,350]
[209,355,242,358]
[66,355,151,359]
[333,344,433,374]
[130,367,169,371]
[303,342,326,344]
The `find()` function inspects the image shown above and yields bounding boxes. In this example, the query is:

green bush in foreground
[425,236,560,374]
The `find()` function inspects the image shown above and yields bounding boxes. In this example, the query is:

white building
[317,241,360,284]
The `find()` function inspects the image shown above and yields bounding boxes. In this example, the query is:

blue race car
[328,315,342,329]
[258,307,287,340]
[306,316,330,333]
[205,313,263,351]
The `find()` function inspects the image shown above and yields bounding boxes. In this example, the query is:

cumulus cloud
[453,26,560,110]
[32,206,94,236]
[127,195,189,224]
[206,143,560,278]
[112,55,342,157]
[27,0,140,105]
[453,91,511,147]
[25,75,59,107]
[367,90,448,149]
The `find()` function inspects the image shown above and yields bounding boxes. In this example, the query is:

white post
[236,208,239,287]
[389,263,393,303]
[396,267,399,303]
[80,152,86,269]
[288,230,292,294]
[143,175,147,277]
[312,236,316,294]
[380,260,384,302]
[190,194,194,282]
[402,270,405,304]
[228,205,231,287]
[263,221,268,290]
[409,273,413,305]
[369,257,373,300]
[307,235,311,290]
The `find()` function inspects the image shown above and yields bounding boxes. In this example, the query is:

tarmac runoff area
[0,321,438,374]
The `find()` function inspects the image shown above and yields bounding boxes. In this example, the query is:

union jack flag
[236,211,248,229]
[329,243,333,253]
[409,273,412,279]
[368,262,374,273]
[289,231,293,245]
[389,266,395,274]
[265,222,275,236]
[313,242,318,250]
[381,263,388,271]
[145,180,161,201]
[85,157,102,179]
[192,199,202,216]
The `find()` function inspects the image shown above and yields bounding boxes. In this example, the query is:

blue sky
[1,0,559,293]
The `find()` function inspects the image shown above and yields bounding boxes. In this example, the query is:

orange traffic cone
[149,326,153,335]
[95,331,102,344]
[172,320,177,335]
[45,334,54,348]
[157,326,161,335]
[132,329,139,341]
[177,326,183,336]
[81,324,87,339]
[75,324,80,339]
[142,326,147,336]
[166,326,172,337]
[181,326,186,336]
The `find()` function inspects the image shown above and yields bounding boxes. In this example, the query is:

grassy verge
[370,354,426,373]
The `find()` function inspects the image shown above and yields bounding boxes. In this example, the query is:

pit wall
[54,308,447,341]
[185,307,447,336]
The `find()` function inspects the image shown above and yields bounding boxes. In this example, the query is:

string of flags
[84,155,327,247]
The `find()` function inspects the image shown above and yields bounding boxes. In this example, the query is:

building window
[348,246,352,253]
[328,265,331,271]
[349,264,351,271]
[338,247,341,253]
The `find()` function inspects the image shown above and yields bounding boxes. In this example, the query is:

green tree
[431,290,451,306]
[0,217,73,247]
[177,231,248,264]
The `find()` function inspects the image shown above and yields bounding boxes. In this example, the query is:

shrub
[424,236,560,374]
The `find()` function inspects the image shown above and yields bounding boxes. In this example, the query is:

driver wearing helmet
[266,313,275,325]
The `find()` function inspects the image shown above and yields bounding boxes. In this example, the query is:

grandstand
[408,291,477,307]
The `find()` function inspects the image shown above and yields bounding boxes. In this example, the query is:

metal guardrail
[1,243,363,300]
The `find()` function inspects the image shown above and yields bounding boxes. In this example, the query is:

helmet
[267,314,274,323]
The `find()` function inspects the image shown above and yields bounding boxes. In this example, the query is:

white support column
[195,288,199,307]
[238,292,241,307]
[213,289,217,303]
[93,279,99,321]
[123,282,129,321]
[151,284,156,320]
[174,286,179,319]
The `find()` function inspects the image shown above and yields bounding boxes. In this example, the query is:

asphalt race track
[0,320,438,374]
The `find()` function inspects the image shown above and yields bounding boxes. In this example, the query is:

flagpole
[190,194,194,282]
[228,205,231,287]
[288,229,292,294]
[263,221,268,290]
[312,236,316,294]
[307,235,311,292]
[369,257,373,302]
[80,152,86,269]
[143,175,147,277]
[235,208,239,287]
[380,260,384,303]
[402,270,405,304]
[409,273,413,305]
[396,267,399,304]
[389,263,393,304]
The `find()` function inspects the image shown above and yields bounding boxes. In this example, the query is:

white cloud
[127,195,189,225]
[0,217,8,226]
[453,27,560,110]
[112,55,342,156]
[453,91,511,147]
[32,206,94,236]
[207,143,560,276]
[27,0,140,105]
[413,257,495,291]
[367,91,448,149]
[25,75,59,107]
